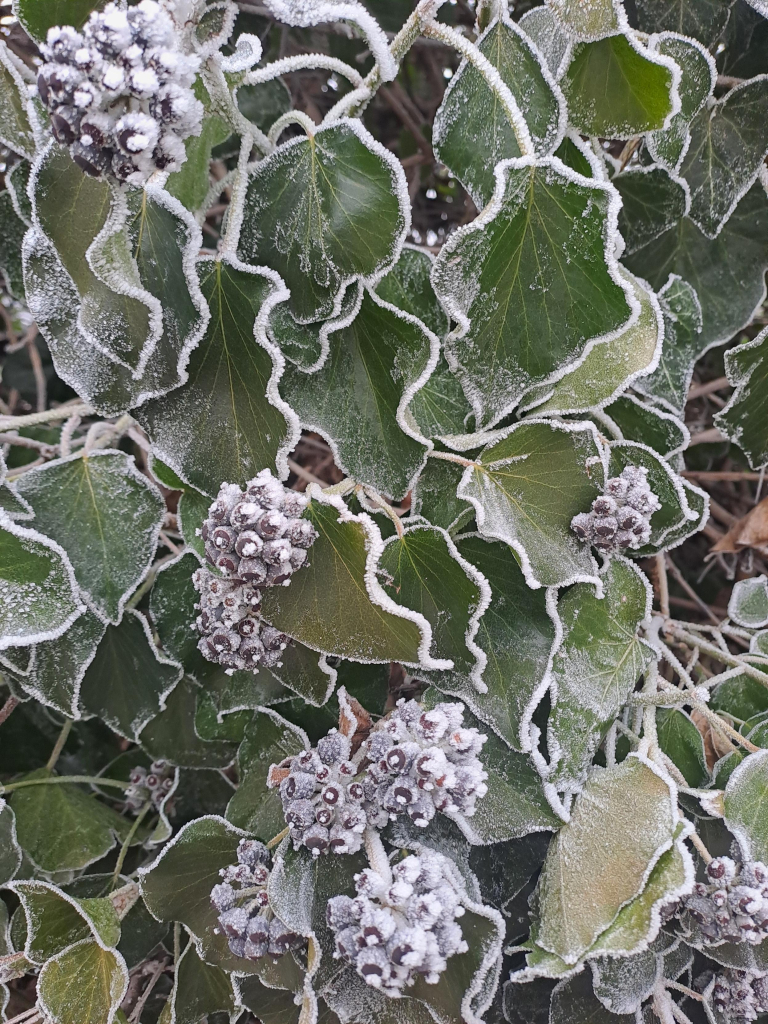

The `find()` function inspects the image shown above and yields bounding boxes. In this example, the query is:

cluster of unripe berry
[709,968,768,1022]
[327,852,469,995]
[124,759,175,812]
[193,470,318,672]
[37,1,202,183]
[268,699,488,858]
[680,856,768,945]
[571,465,660,553]
[210,838,305,962]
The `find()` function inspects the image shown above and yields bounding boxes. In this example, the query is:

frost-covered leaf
[12,0,104,42]
[379,524,488,682]
[169,941,235,1024]
[0,42,34,159]
[634,275,703,415]
[546,0,624,40]
[280,288,435,500]
[138,254,295,497]
[0,189,27,299]
[602,395,688,457]
[9,769,130,873]
[235,977,300,1024]
[590,947,659,1016]
[15,451,165,624]
[679,77,768,239]
[261,490,443,667]
[724,750,768,863]
[432,156,633,427]
[624,181,768,356]
[562,34,678,138]
[268,282,360,373]
[547,558,653,792]
[0,799,21,885]
[728,575,768,628]
[533,755,678,964]
[428,535,556,752]
[10,880,120,964]
[523,270,662,414]
[266,641,336,706]
[0,515,84,651]
[614,167,689,256]
[632,0,734,46]
[551,971,635,1024]
[149,551,208,674]
[37,939,127,1024]
[433,18,564,208]
[166,83,230,215]
[238,119,408,324]
[456,419,603,589]
[711,672,768,723]
[139,676,237,769]
[22,610,106,719]
[519,6,572,77]
[226,709,307,840]
[716,326,768,470]
[657,709,709,788]
[647,34,716,172]
[410,458,474,533]
[78,610,182,740]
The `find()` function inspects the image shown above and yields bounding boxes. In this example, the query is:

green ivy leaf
[614,167,690,256]
[22,610,107,719]
[226,710,307,840]
[0,799,21,885]
[602,395,688,457]
[165,83,231,214]
[9,769,130,873]
[260,491,440,667]
[12,0,105,41]
[562,34,677,138]
[15,452,165,624]
[519,7,571,78]
[37,939,127,1024]
[0,515,84,651]
[410,458,474,533]
[149,551,209,675]
[78,610,182,740]
[546,0,623,39]
[0,189,27,299]
[168,941,235,1024]
[590,946,659,1016]
[433,17,564,208]
[724,750,768,863]
[10,880,120,964]
[634,275,703,415]
[138,254,294,497]
[711,672,768,723]
[716,326,768,470]
[280,288,434,500]
[267,641,337,706]
[679,77,768,239]
[235,977,300,1024]
[429,535,556,752]
[547,558,654,792]
[139,676,237,769]
[432,156,633,426]
[647,34,716,172]
[728,575,768,628]
[551,970,635,1024]
[456,419,603,589]
[0,42,34,159]
[624,181,768,356]
[533,755,679,965]
[238,120,407,323]
[657,709,709,788]
[632,0,734,47]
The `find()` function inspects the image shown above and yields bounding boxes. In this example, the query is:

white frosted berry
[570,465,660,554]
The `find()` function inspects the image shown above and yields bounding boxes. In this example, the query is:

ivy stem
[655,553,670,618]
[201,56,270,155]
[321,477,357,498]
[46,719,73,771]
[420,20,534,157]
[267,826,290,849]
[0,696,19,727]
[688,831,713,865]
[111,801,153,892]
[667,624,768,688]
[174,922,181,967]
[0,402,93,431]
[219,130,254,256]
[426,450,479,469]
[627,687,759,753]
[245,54,364,89]
[364,826,393,886]
[0,775,131,796]
[361,487,405,539]
[268,110,317,146]
[127,553,178,610]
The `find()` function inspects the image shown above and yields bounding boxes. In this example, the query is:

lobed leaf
[715,325,768,470]
[647,33,716,172]
[37,939,127,1024]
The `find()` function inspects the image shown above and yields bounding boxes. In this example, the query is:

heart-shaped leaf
[10,880,120,964]
[716,326,768,470]
[634,275,703,415]
[728,575,768,628]
[168,941,235,1024]
[139,676,237,769]
[632,0,733,47]
[0,42,34,159]
[647,34,716,172]
[37,939,128,1024]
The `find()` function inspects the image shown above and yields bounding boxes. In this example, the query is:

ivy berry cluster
[193,470,318,672]
[571,465,661,553]
[680,856,768,945]
[210,838,305,962]
[124,759,175,813]
[36,0,202,182]
[327,852,469,994]
[710,968,768,1023]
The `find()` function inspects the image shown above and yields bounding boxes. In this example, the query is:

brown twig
[687,376,730,401]
[665,555,720,625]
[0,695,20,726]
[682,471,766,482]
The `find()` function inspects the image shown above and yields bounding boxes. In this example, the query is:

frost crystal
[327,851,468,995]
[679,857,768,946]
[571,464,660,552]
[210,838,305,961]
[193,470,318,673]
[709,968,768,1022]
[37,0,203,184]
[124,759,175,812]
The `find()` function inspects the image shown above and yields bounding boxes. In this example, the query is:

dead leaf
[337,685,372,753]
[691,709,735,769]
[712,496,768,553]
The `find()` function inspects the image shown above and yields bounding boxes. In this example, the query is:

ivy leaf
[433,17,565,208]
[551,971,635,1024]
[266,642,336,707]
[523,271,662,415]
[632,0,734,47]
[410,458,474,533]
[0,515,84,651]
[226,710,307,840]
[456,419,603,590]
[378,524,489,682]
[634,275,703,416]
[165,83,231,214]
[562,34,678,138]
[602,395,688,457]
[613,167,690,256]
[647,34,716,172]
[149,551,208,674]
[0,800,21,885]
[238,120,408,324]
[37,939,128,1024]
[624,181,768,357]
[728,575,768,628]
[432,156,633,427]
[519,7,572,78]
[9,769,130,873]
[139,676,237,769]
[22,610,107,719]
[260,490,444,668]
[235,977,300,1024]
[657,709,709,788]
[429,535,556,752]
[0,42,34,159]
[590,947,659,1017]
[168,941,235,1024]
[9,880,120,963]
[724,750,768,863]
[0,189,27,299]
[268,282,361,373]
[15,452,165,624]
[280,288,435,500]
[547,558,654,793]
[78,610,182,740]
[12,0,105,42]
[546,0,624,39]
[715,326,768,470]
[679,77,768,239]
[138,254,296,497]
[533,755,679,965]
